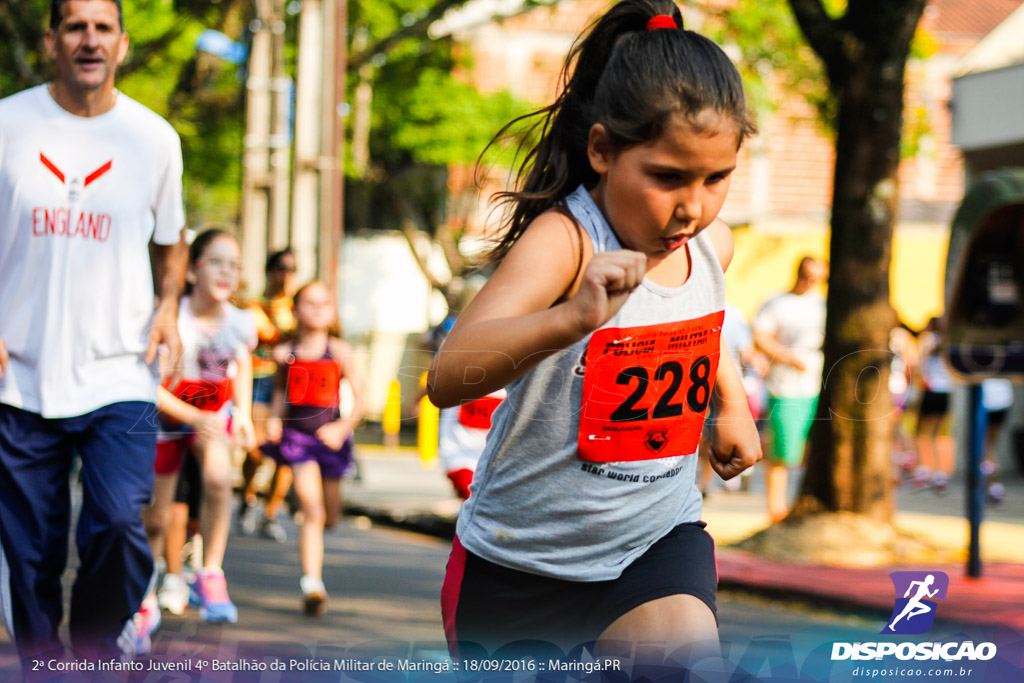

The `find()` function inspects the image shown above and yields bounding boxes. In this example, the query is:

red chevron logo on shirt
[40,153,65,183]
[84,160,112,187]
[39,153,113,187]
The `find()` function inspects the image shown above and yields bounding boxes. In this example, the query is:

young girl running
[137,229,257,646]
[264,281,364,615]
[431,0,762,662]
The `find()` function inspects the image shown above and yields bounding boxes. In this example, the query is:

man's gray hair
[50,0,124,31]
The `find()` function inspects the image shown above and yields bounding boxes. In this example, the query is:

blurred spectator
[753,256,827,522]
[981,377,1014,507]
[912,316,954,495]
[889,323,919,482]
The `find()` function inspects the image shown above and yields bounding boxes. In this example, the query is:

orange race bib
[577,311,723,462]
[172,378,233,413]
[458,395,503,430]
[287,359,341,408]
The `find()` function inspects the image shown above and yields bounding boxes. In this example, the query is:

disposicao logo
[882,571,949,635]
[831,570,997,663]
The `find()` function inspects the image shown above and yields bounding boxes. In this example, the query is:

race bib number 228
[577,311,723,463]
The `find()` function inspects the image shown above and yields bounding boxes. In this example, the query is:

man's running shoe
[192,568,238,623]
[300,575,328,616]
[133,594,161,656]
[157,573,190,615]
[259,517,287,543]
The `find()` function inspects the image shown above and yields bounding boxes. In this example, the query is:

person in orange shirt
[238,248,299,541]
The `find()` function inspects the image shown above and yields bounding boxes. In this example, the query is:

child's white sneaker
[157,573,190,615]
[300,575,328,616]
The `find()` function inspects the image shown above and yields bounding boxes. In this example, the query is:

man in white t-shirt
[753,257,827,521]
[0,0,187,664]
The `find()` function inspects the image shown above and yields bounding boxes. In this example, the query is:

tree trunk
[788,0,928,521]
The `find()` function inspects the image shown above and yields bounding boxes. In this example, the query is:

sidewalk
[343,444,1024,632]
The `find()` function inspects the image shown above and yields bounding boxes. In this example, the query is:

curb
[716,563,892,620]
[344,503,456,540]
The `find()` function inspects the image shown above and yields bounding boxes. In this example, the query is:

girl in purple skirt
[264,281,365,615]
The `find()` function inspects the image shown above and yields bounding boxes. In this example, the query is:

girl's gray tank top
[455,185,726,581]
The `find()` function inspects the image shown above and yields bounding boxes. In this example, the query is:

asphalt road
[0,504,989,682]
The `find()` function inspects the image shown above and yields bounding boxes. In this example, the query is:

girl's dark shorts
[173,451,202,518]
[918,390,950,417]
[252,374,276,406]
[441,522,717,658]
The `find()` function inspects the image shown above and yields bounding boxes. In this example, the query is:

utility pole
[240,0,274,296]
[350,26,371,179]
[290,0,324,283]
[320,0,347,297]
[268,0,291,252]
[291,0,346,288]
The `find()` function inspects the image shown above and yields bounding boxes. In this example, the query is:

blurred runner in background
[239,248,298,541]
[137,229,256,651]
[263,281,365,615]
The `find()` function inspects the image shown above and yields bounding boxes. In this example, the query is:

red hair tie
[646,14,677,31]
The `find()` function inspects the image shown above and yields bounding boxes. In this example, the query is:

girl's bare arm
[330,337,365,433]
[428,212,645,407]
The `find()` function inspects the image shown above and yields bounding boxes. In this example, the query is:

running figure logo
[882,571,949,634]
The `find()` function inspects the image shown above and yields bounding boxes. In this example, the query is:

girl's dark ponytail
[483,0,754,266]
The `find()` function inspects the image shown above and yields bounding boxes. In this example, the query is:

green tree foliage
[0,0,49,94]
[0,0,248,226]
[385,70,525,168]
[697,0,933,139]
[700,0,831,124]
[345,0,532,243]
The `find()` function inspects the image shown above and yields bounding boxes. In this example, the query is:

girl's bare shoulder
[520,208,593,257]
[327,336,353,360]
[705,218,735,272]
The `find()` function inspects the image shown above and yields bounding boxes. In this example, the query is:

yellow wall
[890,230,950,331]
[725,226,949,333]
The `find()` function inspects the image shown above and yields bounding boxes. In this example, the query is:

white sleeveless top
[455,185,726,581]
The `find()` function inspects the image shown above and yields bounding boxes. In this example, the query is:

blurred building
[428,0,1022,330]
[340,234,450,422]
[347,0,1024,420]
[950,2,1024,176]
[948,2,1024,472]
